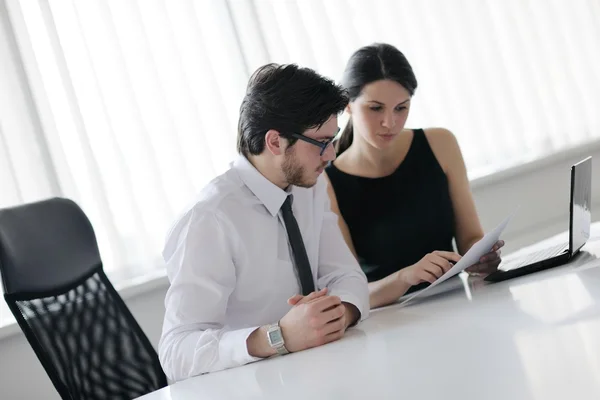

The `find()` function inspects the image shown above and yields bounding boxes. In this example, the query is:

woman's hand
[466,240,505,276]
[398,251,462,286]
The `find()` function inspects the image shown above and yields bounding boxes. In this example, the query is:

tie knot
[281,195,293,213]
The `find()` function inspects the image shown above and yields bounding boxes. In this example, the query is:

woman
[325,43,504,309]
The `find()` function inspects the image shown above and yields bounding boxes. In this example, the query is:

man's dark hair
[237,63,349,157]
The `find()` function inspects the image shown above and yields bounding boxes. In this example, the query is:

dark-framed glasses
[281,127,340,156]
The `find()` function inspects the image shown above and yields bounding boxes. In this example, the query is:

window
[1,0,599,300]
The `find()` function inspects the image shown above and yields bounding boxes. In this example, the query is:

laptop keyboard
[501,243,569,271]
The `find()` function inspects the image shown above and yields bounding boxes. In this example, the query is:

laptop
[485,156,592,283]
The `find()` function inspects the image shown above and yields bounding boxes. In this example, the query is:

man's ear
[264,129,285,156]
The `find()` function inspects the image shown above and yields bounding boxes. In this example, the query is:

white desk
[139,224,600,400]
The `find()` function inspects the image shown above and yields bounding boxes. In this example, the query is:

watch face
[268,329,283,345]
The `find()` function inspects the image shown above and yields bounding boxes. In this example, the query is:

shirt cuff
[219,326,263,366]
[329,290,369,323]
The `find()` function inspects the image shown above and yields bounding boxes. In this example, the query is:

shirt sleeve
[158,208,261,382]
[315,178,370,322]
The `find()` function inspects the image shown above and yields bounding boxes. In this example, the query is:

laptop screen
[570,157,592,253]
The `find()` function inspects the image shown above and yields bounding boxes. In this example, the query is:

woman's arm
[426,128,503,273]
[323,173,358,259]
[425,128,485,254]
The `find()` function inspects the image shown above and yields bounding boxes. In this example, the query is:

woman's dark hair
[336,43,418,155]
[237,63,348,157]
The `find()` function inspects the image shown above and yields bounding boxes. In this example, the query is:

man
[158,63,369,382]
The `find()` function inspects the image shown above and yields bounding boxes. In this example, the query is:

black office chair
[0,198,167,399]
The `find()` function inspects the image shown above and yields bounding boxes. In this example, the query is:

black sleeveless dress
[326,129,456,284]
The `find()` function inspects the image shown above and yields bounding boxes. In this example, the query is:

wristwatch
[266,322,289,355]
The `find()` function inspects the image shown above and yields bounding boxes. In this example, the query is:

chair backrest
[0,198,167,399]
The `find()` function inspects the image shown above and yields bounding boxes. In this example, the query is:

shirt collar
[233,155,291,217]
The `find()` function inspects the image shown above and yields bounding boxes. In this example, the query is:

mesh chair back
[0,198,167,399]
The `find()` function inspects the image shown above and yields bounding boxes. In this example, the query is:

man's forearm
[247,326,277,358]
[160,326,263,381]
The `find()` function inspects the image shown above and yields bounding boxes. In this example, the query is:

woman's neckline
[330,129,417,180]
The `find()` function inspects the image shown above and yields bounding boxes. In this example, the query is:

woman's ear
[264,129,284,156]
[345,103,353,115]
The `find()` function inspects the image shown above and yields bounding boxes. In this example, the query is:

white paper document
[399,211,516,306]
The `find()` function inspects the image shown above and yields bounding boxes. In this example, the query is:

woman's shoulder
[422,127,457,145]
[421,127,461,174]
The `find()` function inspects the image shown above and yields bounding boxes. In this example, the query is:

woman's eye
[395,106,407,112]
[369,106,383,112]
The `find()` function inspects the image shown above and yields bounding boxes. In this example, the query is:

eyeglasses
[281,127,340,156]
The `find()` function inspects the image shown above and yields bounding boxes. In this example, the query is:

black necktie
[281,195,315,295]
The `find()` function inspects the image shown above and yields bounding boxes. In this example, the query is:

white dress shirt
[158,156,369,382]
